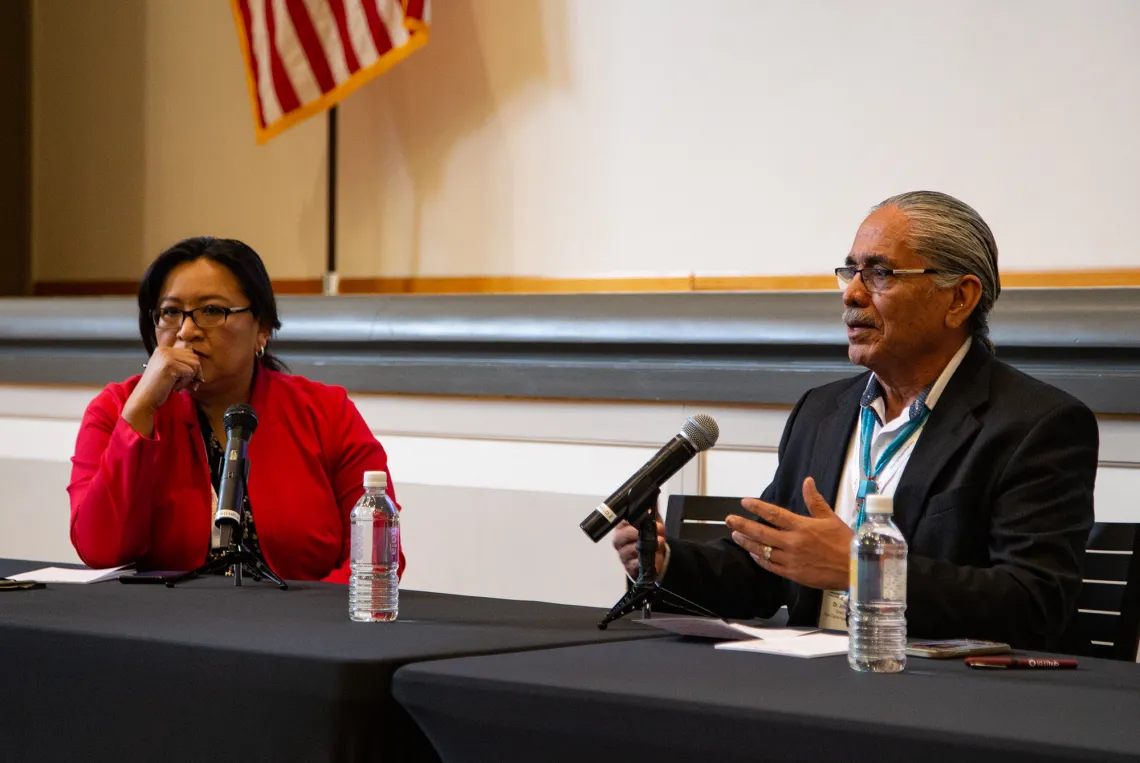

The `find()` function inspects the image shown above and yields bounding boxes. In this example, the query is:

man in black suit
[614,191,1098,650]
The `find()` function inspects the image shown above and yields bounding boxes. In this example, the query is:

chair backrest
[664,495,744,543]
[1064,522,1140,661]
[663,494,790,626]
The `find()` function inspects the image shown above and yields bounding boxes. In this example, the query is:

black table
[393,636,1140,763]
[0,558,658,763]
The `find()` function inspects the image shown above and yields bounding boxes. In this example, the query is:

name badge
[819,589,848,632]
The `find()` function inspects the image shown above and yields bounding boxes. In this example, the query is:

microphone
[580,414,719,542]
[214,403,258,548]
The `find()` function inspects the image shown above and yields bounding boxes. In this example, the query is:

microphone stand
[165,533,288,590]
[167,464,287,590]
[166,402,286,590]
[597,487,717,629]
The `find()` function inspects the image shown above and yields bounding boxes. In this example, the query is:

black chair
[663,494,745,544]
[663,494,789,625]
[1062,522,1140,661]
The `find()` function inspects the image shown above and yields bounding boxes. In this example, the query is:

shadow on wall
[33,0,147,282]
[0,0,31,295]
[140,1,328,280]
[338,0,562,278]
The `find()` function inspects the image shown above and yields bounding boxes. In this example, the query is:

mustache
[842,308,879,329]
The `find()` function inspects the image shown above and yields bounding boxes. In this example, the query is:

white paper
[6,565,132,584]
[734,624,819,640]
[715,632,850,658]
[635,616,818,641]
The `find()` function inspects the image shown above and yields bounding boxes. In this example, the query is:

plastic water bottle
[349,471,400,622]
[848,494,908,672]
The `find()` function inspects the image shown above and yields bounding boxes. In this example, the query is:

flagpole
[323,105,340,296]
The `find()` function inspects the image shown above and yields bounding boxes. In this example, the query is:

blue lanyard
[853,405,929,528]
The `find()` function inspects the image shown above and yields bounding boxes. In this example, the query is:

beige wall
[338,0,1140,280]
[32,0,146,282]
[30,0,1140,285]
[32,0,325,282]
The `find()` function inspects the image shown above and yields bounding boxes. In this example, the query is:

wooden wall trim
[31,269,1140,297]
[999,270,1140,288]
[338,276,698,294]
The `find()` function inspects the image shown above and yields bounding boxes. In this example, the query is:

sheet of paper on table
[635,616,819,641]
[5,565,133,584]
[714,632,850,658]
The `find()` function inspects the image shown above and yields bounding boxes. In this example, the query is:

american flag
[231,0,430,144]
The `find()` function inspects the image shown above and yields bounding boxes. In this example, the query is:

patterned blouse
[198,407,264,564]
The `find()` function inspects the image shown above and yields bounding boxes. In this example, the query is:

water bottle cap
[865,494,893,514]
[363,471,388,489]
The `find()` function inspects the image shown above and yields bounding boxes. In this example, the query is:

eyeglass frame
[152,305,253,330]
[834,266,940,293]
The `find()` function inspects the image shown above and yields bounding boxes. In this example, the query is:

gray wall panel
[1,289,1137,412]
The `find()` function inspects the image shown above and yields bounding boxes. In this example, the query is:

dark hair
[137,236,287,372]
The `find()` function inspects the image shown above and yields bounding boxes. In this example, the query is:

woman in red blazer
[68,237,403,583]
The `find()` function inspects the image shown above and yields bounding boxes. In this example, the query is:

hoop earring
[256,346,265,359]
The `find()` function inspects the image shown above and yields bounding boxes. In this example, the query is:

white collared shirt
[833,338,972,528]
[819,338,971,630]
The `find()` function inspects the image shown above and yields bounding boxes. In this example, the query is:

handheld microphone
[580,414,719,542]
[214,403,258,548]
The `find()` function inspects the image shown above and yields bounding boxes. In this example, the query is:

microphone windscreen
[681,414,719,451]
[223,403,258,435]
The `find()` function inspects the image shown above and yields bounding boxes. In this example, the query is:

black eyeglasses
[835,266,940,293]
[152,305,252,330]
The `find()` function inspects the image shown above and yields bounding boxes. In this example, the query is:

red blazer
[68,369,403,583]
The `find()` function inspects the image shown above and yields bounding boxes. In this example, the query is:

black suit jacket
[663,340,1098,650]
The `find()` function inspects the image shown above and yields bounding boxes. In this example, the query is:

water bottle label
[850,556,907,603]
[386,524,400,563]
[352,521,400,565]
[352,522,373,562]
[883,559,907,601]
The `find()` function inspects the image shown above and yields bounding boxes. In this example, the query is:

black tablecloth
[393,636,1140,763]
[0,558,657,763]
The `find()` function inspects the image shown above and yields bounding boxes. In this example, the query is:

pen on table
[965,657,1078,670]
